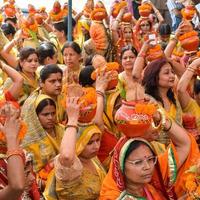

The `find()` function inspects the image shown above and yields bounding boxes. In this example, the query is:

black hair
[84,55,94,66]
[1,23,16,36]
[194,78,200,94]
[18,47,38,71]
[142,58,176,106]
[120,45,138,60]
[37,42,56,65]
[124,140,155,163]
[79,65,95,87]
[4,16,17,24]
[63,16,76,39]
[62,41,82,55]
[40,64,63,83]
[53,21,67,36]
[36,98,56,115]
[159,23,171,36]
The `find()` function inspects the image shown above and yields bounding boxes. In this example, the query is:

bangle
[13,38,18,46]
[7,148,25,164]
[96,90,105,98]
[187,67,196,73]
[163,118,172,132]
[171,37,178,43]
[65,124,79,132]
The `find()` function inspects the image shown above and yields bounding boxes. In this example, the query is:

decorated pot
[122,12,132,23]
[139,4,152,18]
[112,1,127,18]
[181,5,196,21]
[146,44,164,62]
[179,31,199,52]
[115,100,154,138]
[79,104,97,123]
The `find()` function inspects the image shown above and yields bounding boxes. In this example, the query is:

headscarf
[22,92,64,172]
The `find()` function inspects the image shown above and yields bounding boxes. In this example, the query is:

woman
[132,58,183,145]
[177,58,200,133]
[50,21,67,64]
[62,41,82,85]
[44,85,106,200]
[22,94,64,190]
[100,111,195,199]
[133,18,155,52]
[111,6,136,64]
[3,47,39,105]
[117,45,138,101]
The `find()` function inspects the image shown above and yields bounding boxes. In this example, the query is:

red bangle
[7,148,25,164]
[138,51,146,57]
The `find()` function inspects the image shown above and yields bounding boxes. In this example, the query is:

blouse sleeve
[55,155,83,183]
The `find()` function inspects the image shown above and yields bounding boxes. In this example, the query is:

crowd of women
[0,0,200,199]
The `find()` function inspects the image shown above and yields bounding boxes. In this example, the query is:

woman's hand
[66,84,82,124]
[0,103,20,142]
[95,70,111,93]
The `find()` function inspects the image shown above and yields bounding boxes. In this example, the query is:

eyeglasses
[140,24,150,27]
[126,156,157,167]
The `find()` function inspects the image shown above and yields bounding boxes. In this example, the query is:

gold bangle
[96,90,105,98]
[171,37,178,43]
[65,124,79,132]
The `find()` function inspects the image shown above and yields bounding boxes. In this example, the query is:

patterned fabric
[44,124,106,200]
[21,92,64,172]
[3,72,38,105]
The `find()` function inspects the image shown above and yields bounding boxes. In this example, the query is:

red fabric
[4,91,17,102]
[98,129,118,163]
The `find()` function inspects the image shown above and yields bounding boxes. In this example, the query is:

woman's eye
[134,160,143,166]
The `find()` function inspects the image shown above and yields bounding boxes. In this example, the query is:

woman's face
[79,133,101,159]
[123,27,132,40]
[158,63,175,89]
[124,144,156,185]
[63,47,81,69]
[121,50,136,70]
[140,21,151,33]
[38,104,56,130]
[20,53,39,74]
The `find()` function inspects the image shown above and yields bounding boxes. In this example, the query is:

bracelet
[65,124,79,132]
[187,67,196,73]
[96,90,105,98]
[13,38,18,46]
[163,118,172,132]
[7,148,25,164]
[171,37,178,43]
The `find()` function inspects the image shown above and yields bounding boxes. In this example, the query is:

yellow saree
[44,124,106,200]
[21,94,65,173]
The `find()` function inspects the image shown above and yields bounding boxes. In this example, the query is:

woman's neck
[126,180,145,197]
[22,70,35,80]
[159,87,168,100]
[46,128,56,137]
[68,64,80,72]
[58,36,66,45]
[124,69,133,76]
[79,156,91,165]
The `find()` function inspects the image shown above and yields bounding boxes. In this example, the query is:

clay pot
[91,8,107,20]
[181,5,196,20]
[122,12,132,22]
[179,31,199,52]
[139,4,152,17]
[79,104,96,123]
[112,1,127,18]
[146,44,164,62]
[115,101,152,138]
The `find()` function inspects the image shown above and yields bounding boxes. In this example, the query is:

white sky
[0,0,112,12]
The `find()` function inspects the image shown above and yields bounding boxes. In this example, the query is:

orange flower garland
[49,1,65,22]
[146,44,164,62]
[181,5,196,21]
[184,163,200,199]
